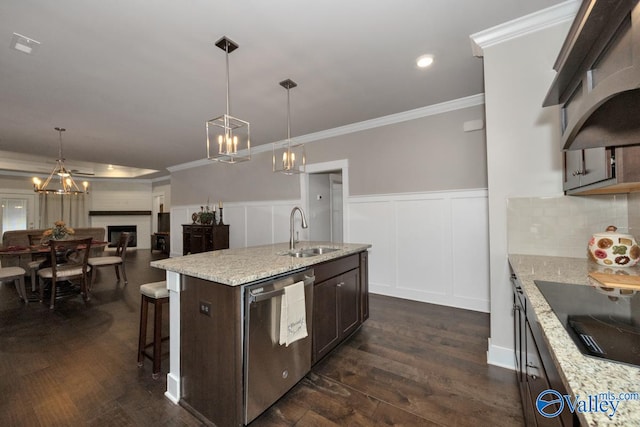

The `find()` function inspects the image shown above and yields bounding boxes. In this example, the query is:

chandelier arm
[40,163,59,190]
[32,127,89,194]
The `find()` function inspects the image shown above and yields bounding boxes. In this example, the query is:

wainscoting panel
[348,201,395,290]
[245,205,273,247]
[171,201,302,255]
[396,198,449,296]
[223,206,246,249]
[170,189,489,312]
[348,189,489,313]
[451,196,490,308]
[169,207,191,256]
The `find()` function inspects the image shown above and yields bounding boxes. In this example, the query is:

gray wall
[171,104,487,205]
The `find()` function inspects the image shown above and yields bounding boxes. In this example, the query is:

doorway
[302,160,348,243]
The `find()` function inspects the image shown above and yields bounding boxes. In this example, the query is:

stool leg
[138,295,148,367]
[152,298,162,379]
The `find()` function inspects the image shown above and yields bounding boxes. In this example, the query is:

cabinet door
[526,321,563,427]
[360,251,369,322]
[190,226,205,253]
[563,148,612,191]
[563,150,583,191]
[182,226,192,255]
[581,147,611,186]
[212,225,230,250]
[338,269,360,338]
[313,277,339,362]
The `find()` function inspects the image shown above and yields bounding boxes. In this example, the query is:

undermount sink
[285,247,339,257]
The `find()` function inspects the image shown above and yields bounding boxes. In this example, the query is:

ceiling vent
[10,33,40,55]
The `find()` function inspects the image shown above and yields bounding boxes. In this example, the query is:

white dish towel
[279,281,308,346]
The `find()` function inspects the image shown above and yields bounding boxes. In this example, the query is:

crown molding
[168,93,485,172]
[470,0,580,57]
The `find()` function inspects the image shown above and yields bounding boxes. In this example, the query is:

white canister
[588,226,640,267]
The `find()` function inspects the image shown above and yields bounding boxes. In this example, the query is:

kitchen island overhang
[151,241,371,426]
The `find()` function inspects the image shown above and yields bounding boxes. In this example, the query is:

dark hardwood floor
[0,250,522,426]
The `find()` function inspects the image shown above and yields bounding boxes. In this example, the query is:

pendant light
[273,79,305,175]
[32,127,89,194]
[206,36,251,163]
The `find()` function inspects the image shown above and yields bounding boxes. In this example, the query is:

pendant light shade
[273,79,305,175]
[206,36,251,163]
[32,127,89,195]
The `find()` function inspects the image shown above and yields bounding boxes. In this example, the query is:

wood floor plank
[0,251,522,427]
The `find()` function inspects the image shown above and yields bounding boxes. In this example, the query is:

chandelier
[32,127,89,194]
[273,79,305,175]
[206,36,251,163]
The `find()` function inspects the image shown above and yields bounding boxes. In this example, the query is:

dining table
[0,240,109,302]
[0,240,109,256]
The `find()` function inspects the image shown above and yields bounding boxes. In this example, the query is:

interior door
[330,174,343,243]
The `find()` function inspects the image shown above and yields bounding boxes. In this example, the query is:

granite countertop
[509,254,640,426]
[151,241,371,286]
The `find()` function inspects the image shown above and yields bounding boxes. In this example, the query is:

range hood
[564,89,640,151]
[543,0,640,151]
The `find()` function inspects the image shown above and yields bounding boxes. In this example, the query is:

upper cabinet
[544,0,640,151]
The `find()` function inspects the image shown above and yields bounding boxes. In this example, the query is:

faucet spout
[289,206,308,250]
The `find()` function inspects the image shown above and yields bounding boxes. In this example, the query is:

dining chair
[88,232,130,291]
[37,237,93,309]
[27,234,46,292]
[0,264,28,303]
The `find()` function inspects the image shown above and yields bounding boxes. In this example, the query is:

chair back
[48,237,93,281]
[115,232,130,261]
[28,234,46,261]
[27,234,43,246]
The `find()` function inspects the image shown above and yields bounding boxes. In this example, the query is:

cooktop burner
[535,280,640,367]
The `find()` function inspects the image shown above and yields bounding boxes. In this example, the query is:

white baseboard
[486,338,515,370]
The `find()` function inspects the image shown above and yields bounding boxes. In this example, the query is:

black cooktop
[535,280,640,367]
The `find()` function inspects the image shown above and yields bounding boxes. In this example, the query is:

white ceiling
[0,0,564,178]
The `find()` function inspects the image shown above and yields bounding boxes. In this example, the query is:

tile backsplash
[507,194,630,258]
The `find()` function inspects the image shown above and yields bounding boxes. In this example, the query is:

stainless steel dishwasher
[243,268,314,424]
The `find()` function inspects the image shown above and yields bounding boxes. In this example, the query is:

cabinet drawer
[314,253,359,283]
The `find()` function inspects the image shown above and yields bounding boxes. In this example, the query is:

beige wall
[171,151,300,206]
[171,104,487,205]
[482,18,571,367]
[0,174,34,189]
[307,105,487,195]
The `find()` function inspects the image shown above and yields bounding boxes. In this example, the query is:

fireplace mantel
[89,211,152,216]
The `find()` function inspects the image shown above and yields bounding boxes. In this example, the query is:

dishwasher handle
[249,273,315,303]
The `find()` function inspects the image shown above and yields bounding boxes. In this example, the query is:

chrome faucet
[289,206,308,250]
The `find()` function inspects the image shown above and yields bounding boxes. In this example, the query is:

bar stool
[137,281,169,379]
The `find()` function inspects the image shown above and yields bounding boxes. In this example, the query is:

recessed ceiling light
[416,54,434,68]
[10,33,40,55]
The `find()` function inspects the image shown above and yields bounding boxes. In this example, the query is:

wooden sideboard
[182,224,229,255]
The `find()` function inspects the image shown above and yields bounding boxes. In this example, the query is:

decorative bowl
[588,226,640,267]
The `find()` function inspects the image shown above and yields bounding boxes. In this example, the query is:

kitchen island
[509,254,640,426]
[151,241,370,426]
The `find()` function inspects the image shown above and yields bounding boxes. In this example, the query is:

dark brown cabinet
[511,273,578,427]
[563,145,640,195]
[178,249,370,426]
[360,250,369,322]
[182,224,229,255]
[312,253,366,364]
[544,0,640,151]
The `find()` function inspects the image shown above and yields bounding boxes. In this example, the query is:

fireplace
[107,225,137,248]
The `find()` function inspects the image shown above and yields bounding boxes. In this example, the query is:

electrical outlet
[199,301,212,317]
